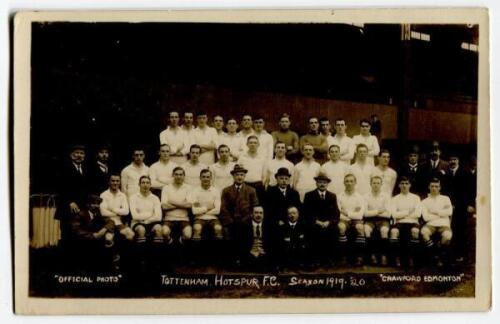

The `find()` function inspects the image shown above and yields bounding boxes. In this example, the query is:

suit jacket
[265,185,301,225]
[443,166,469,209]
[303,189,340,224]
[56,160,91,220]
[240,221,275,256]
[278,220,308,250]
[69,209,113,241]
[220,183,259,226]
[399,163,426,196]
[89,161,113,194]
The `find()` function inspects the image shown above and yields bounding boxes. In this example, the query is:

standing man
[99,174,134,241]
[389,176,422,267]
[218,117,243,161]
[443,152,469,263]
[182,144,207,187]
[370,114,382,139]
[329,118,355,166]
[159,111,187,165]
[129,176,163,244]
[149,144,178,195]
[180,111,197,158]
[89,144,112,194]
[399,146,425,196]
[303,173,340,265]
[293,144,321,202]
[237,136,267,203]
[373,149,397,196]
[319,117,334,142]
[271,113,300,162]
[239,114,254,138]
[320,145,348,196]
[251,116,274,160]
[363,175,391,266]
[423,142,449,183]
[352,119,380,165]
[348,144,376,195]
[421,178,453,266]
[193,111,217,165]
[265,168,301,227]
[337,174,366,266]
[57,144,91,241]
[189,169,223,241]
[121,147,149,198]
[210,144,236,192]
[161,166,193,245]
[299,117,328,163]
[220,164,259,264]
[264,141,295,188]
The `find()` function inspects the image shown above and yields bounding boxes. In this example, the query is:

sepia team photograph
[12,9,491,314]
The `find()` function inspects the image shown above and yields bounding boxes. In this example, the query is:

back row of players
[63,112,476,268]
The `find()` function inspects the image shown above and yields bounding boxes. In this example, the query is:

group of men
[57,111,477,271]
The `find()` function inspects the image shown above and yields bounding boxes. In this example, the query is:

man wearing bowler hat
[303,173,340,265]
[265,167,301,227]
[220,164,259,264]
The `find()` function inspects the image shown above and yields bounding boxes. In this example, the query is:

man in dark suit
[265,168,301,227]
[56,144,92,241]
[421,142,449,187]
[220,164,259,264]
[399,146,426,197]
[239,205,275,270]
[442,152,470,263]
[89,144,113,194]
[303,173,340,265]
[278,206,308,268]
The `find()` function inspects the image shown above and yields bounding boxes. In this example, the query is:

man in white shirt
[373,149,398,196]
[293,143,321,202]
[353,119,380,165]
[182,144,207,187]
[337,174,366,266]
[238,135,267,203]
[363,175,391,266]
[159,111,187,165]
[264,141,294,188]
[390,176,422,267]
[100,174,134,241]
[193,111,217,165]
[319,117,333,140]
[320,145,348,195]
[348,144,376,195]
[149,144,178,196]
[213,115,225,138]
[238,114,254,138]
[161,166,193,245]
[129,176,163,244]
[218,117,243,161]
[328,118,355,166]
[180,111,197,156]
[251,116,274,160]
[189,169,223,241]
[121,148,149,198]
[421,178,453,267]
[210,144,236,192]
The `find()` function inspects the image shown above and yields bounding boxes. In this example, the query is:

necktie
[256,225,261,238]
[321,192,325,200]
[77,164,82,174]
[100,164,108,174]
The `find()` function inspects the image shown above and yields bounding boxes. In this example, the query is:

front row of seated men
[69,163,454,271]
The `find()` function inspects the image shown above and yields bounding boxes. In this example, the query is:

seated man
[189,169,223,241]
[303,173,340,265]
[265,167,301,227]
[421,178,453,267]
[129,176,163,244]
[69,194,117,270]
[363,175,391,266]
[278,206,308,268]
[161,166,193,245]
[99,174,135,241]
[240,205,274,269]
[337,174,366,266]
[390,176,422,267]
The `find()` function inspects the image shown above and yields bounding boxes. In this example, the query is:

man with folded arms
[421,178,453,267]
[149,144,178,196]
[193,111,218,165]
[293,143,321,202]
[352,119,380,166]
[159,111,187,165]
[337,174,366,266]
[218,117,243,161]
[328,118,355,166]
[390,176,422,267]
[320,144,348,196]
[373,149,397,196]
[238,135,267,203]
[348,144,376,195]
[271,113,300,162]
[264,141,295,188]
[182,144,207,187]
[121,147,149,198]
[210,144,236,192]
[299,117,328,163]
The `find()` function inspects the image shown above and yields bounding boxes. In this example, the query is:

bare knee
[380,226,389,239]
[162,225,172,238]
[364,225,373,238]
[441,230,453,245]
[411,227,420,240]
[134,225,146,238]
[355,223,365,236]
[182,226,193,240]
[421,227,432,240]
[390,228,399,239]
[152,224,163,237]
[338,222,347,235]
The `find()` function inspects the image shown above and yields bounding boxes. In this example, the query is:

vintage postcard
[12,9,490,314]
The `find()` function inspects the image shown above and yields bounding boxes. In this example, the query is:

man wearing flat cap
[57,144,91,241]
[303,172,340,265]
[265,167,301,227]
[220,164,259,264]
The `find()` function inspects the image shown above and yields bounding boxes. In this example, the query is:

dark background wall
[30,22,478,193]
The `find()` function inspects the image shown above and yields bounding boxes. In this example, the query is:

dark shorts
[132,222,162,233]
[163,220,191,232]
[193,219,222,228]
[364,218,390,231]
[391,223,420,232]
